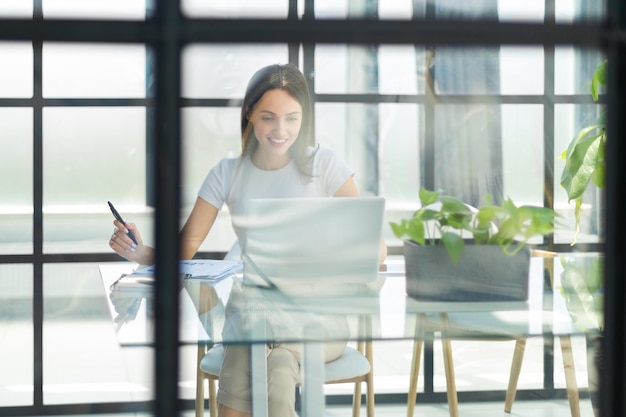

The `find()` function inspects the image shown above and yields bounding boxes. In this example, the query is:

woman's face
[247,88,303,168]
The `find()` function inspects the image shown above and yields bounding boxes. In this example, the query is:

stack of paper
[132,259,243,281]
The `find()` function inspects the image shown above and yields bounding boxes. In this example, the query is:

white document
[132,259,243,280]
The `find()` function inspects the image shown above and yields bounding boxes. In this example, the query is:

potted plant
[559,59,606,417]
[390,187,555,302]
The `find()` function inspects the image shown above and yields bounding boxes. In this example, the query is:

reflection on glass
[0,264,33,407]
[42,43,146,98]
[0,109,33,255]
[42,107,147,253]
[42,0,146,20]
[0,42,33,98]
[182,44,289,99]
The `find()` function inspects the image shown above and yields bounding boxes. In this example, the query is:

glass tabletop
[99,254,600,347]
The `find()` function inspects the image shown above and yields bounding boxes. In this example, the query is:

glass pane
[182,108,241,206]
[315,0,348,18]
[379,0,414,19]
[378,103,421,204]
[0,1,32,17]
[181,107,240,253]
[315,103,380,196]
[42,0,147,20]
[501,104,544,204]
[555,0,605,23]
[0,108,33,255]
[499,46,544,95]
[316,45,424,94]
[42,107,148,253]
[0,264,33,407]
[0,42,33,98]
[379,45,421,95]
[43,43,146,98]
[554,103,603,245]
[43,263,153,404]
[434,47,501,95]
[498,0,545,22]
[182,0,288,18]
[434,104,503,206]
[182,44,289,99]
[554,47,605,95]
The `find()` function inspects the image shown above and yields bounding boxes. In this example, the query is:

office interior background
[1,0,625,416]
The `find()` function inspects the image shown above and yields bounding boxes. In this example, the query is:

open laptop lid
[240,197,385,291]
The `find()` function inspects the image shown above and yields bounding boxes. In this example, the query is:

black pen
[108,201,138,245]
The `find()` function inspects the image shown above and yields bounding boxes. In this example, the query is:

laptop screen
[239,197,385,293]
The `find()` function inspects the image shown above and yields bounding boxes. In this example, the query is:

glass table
[99,254,597,417]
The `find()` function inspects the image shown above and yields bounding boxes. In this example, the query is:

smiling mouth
[269,138,288,144]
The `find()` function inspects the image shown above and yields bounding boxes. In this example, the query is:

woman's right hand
[109,220,153,265]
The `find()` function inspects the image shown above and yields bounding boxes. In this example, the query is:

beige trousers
[216,320,349,417]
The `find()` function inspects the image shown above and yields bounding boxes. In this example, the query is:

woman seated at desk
[108,63,387,417]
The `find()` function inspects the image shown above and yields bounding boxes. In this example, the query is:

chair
[195,316,375,417]
[406,250,581,417]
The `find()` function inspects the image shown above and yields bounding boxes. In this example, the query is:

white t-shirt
[198,145,355,243]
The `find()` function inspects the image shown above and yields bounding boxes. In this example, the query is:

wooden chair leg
[407,314,425,417]
[208,379,218,417]
[560,335,581,417]
[352,376,362,417]
[504,338,527,413]
[196,345,206,417]
[441,314,458,417]
[365,341,375,417]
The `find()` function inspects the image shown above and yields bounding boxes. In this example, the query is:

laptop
[239,197,385,295]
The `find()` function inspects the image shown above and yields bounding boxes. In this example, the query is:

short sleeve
[313,145,356,196]
[197,157,239,210]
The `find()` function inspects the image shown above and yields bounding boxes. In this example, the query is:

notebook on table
[239,197,385,296]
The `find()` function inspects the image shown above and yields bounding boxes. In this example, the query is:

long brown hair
[240,63,316,179]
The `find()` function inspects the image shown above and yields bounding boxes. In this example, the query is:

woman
[109,63,387,416]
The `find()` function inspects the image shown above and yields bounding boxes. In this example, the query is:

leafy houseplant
[390,187,555,302]
[560,60,607,243]
[558,60,606,417]
[390,187,556,264]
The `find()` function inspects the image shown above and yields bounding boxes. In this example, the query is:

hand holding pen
[108,201,144,261]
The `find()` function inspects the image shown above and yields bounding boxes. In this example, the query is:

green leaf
[560,130,603,201]
[591,133,606,189]
[441,232,464,264]
[440,196,472,214]
[475,205,499,229]
[405,220,426,245]
[591,60,607,101]
[389,221,404,239]
[419,187,439,207]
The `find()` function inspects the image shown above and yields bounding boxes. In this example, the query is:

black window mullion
[32,0,44,409]
[152,1,182,417]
